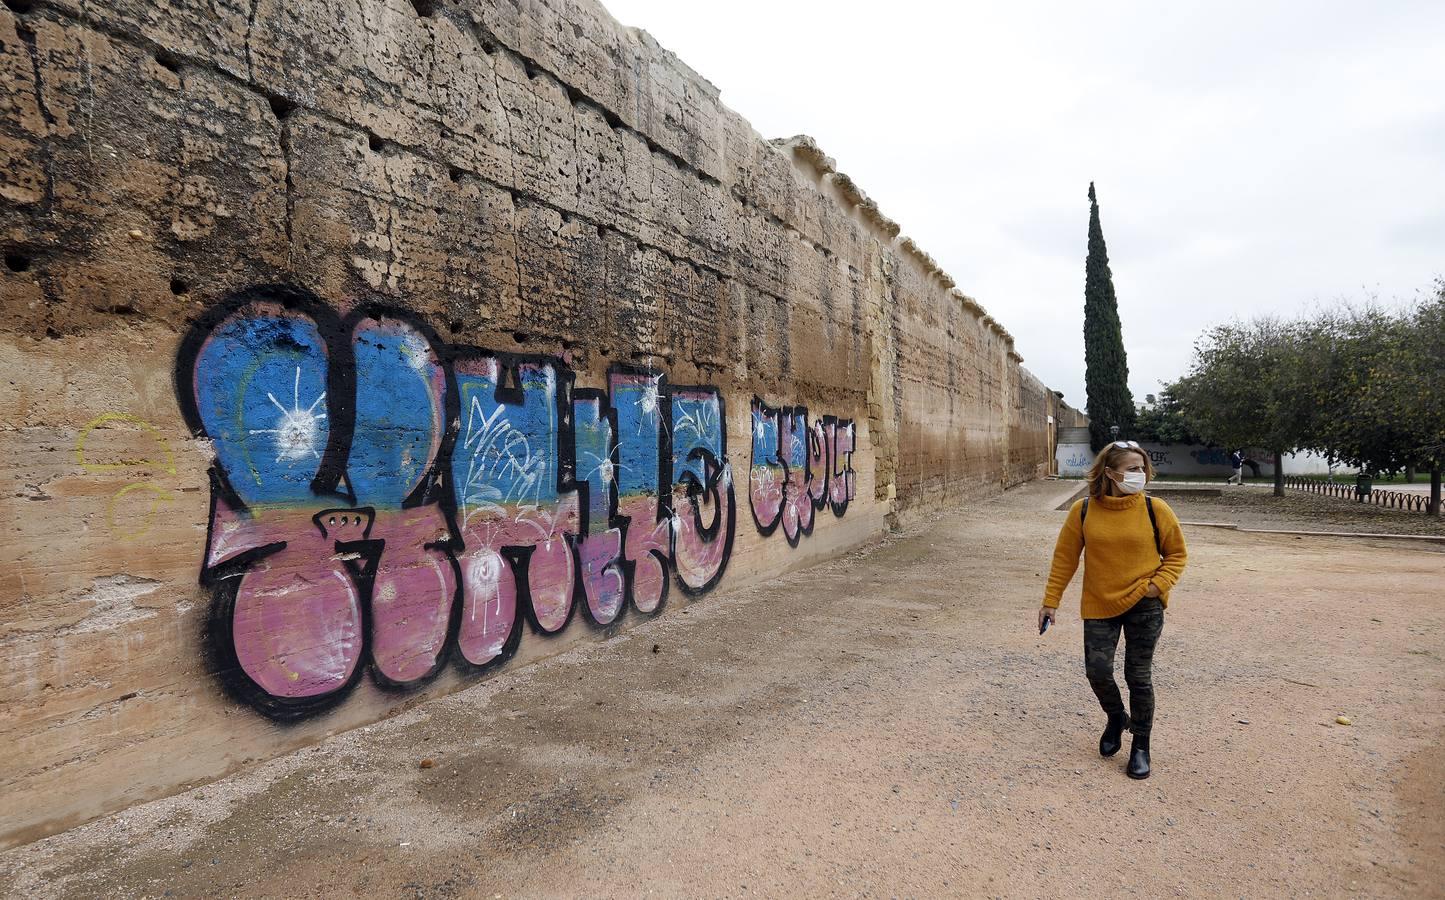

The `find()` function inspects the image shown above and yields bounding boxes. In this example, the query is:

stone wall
[0,0,1062,847]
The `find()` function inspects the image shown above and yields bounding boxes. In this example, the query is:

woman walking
[1038,441,1188,779]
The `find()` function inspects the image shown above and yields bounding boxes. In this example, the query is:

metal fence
[1283,476,1435,513]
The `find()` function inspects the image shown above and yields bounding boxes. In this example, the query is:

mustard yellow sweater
[1043,492,1188,619]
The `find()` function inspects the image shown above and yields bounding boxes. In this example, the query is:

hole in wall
[448,167,464,183]
[170,278,190,295]
[408,0,437,16]
[367,132,385,153]
[512,331,527,344]
[3,0,35,14]
[154,50,182,73]
[596,224,607,239]
[480,39,496,55]
[5,252,32,273]
[268,94,297,120]
[447,318,463,333]
[523,61,538,81]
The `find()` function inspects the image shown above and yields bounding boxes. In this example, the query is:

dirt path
[3,481,1442,899]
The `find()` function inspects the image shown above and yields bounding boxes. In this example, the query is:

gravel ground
[2,480,1441,899]
[1157,484,1445,537]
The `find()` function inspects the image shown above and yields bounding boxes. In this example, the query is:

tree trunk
[1431,466,1442,517]
[1405,464,1416,483]
[1273,450,1285,497]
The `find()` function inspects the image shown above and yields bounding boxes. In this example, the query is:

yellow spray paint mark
[75,412,177,475]
[107,482,177,542]
[76,413,180,542]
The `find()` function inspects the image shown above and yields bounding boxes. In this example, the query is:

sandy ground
[2,480,1442,899]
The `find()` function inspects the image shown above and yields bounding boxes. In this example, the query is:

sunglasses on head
[1113,440,1141,449]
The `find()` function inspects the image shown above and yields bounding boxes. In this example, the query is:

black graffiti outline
[606,363,673,619]
[779,405,819,547]
[178,285,373,720]
[447,345,583,644]
[342,302,462,692]
[570,385,629,628]
[666,384,736,596]
[747,397,786,537]
[823,415,856,519]
[179,286,752,720]
[744,401,857,544]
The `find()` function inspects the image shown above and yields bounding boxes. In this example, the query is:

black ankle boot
[1099,711,1130,757]
[1127,734,1151,779]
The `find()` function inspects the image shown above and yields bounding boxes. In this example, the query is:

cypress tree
[1083,182,1137,451]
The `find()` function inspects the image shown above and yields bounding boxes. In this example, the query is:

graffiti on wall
[1190,446,1229,467]
[176,285,740,720]
[1057,444,1093,477]
[747,399,856,546]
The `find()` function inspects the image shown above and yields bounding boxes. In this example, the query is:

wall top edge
[769,141,1019,357]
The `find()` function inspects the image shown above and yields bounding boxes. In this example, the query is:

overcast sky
[600,0,1445,409]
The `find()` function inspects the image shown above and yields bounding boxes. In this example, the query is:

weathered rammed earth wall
[0,0,1068,847]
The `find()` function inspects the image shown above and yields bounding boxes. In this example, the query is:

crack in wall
[484,37,526,307]
[242,0,259,82]
[371,140,400,290]
[15,18,57,215]
[279,116,294,268]
[467,15,722,189]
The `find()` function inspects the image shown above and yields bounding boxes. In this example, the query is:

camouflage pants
[1084,597,1164,737]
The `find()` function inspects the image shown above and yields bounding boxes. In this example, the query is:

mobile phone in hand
[1039,616,1050,635]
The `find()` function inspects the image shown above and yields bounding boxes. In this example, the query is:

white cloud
[600,0,1445,408]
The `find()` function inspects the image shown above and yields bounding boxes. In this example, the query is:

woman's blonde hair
[1085,442,1156,498]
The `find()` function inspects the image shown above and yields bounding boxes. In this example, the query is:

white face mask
[1112,470,1147,494]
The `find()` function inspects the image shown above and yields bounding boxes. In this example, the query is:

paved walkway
[3,482,1441,898]
[1376,483,1438,496]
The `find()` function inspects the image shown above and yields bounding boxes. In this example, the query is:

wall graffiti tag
[1190,446,1230,467]
[176,285,742,720]
[747,399,856,547]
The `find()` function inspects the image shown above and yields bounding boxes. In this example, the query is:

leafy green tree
[1083,182,1136,450]
[1176,286,1442,512]
[1175,319,1316,496]
[1303,286,1444,514]
[1297,308,1406,470]
[1134,384,1202,445]
[1411,282,1445,515]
